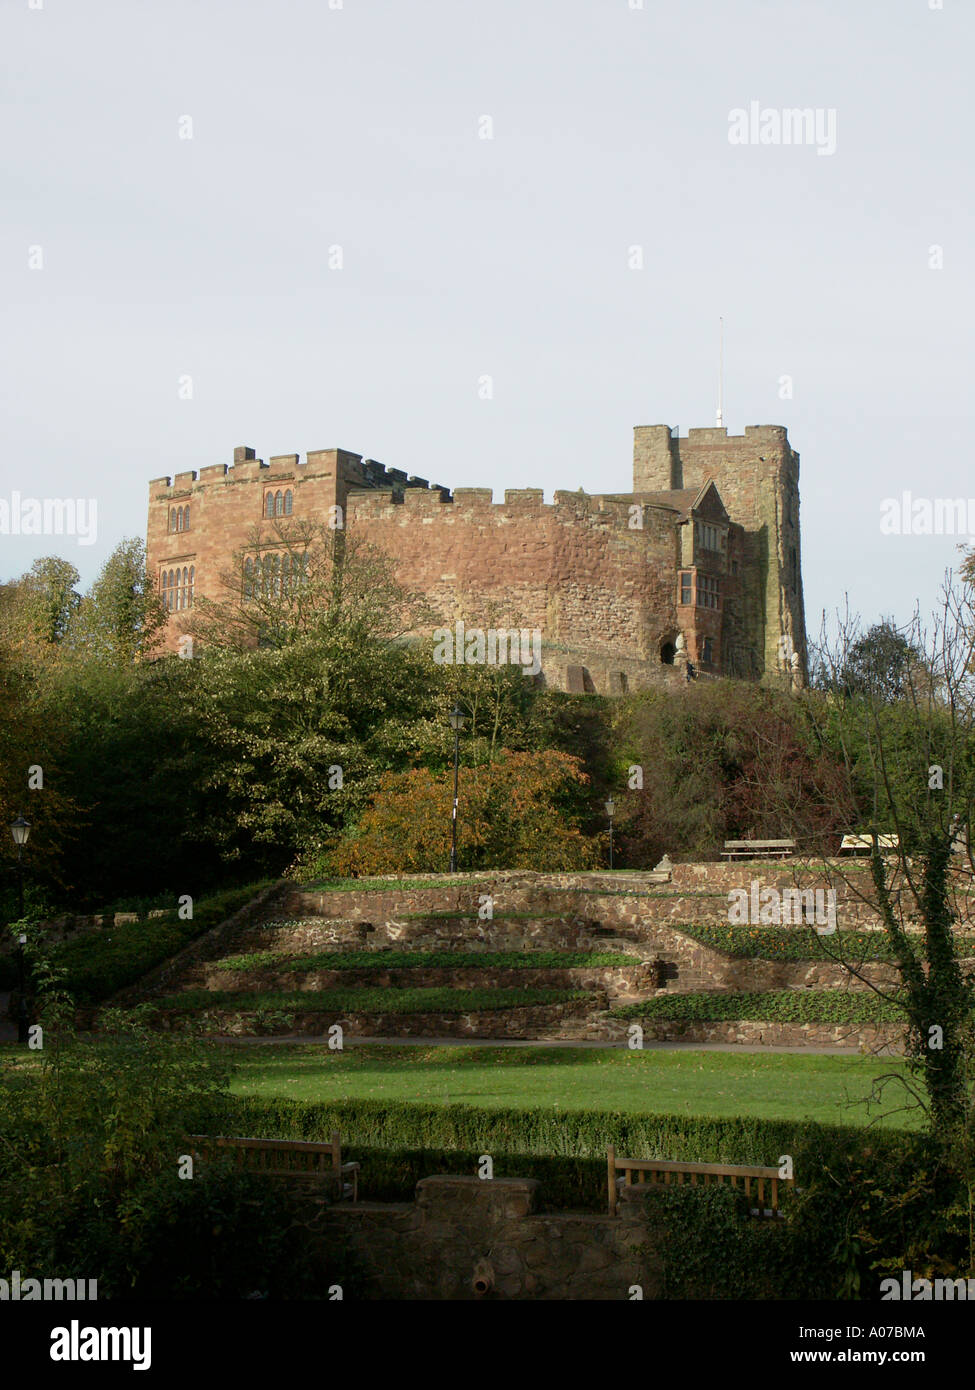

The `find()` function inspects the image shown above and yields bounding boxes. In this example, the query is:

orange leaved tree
[329,750,601,875]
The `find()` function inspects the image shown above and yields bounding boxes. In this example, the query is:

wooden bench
[186,1133,359,1202]
[839,833,899,856]
[721,839,796,860]
[607,1148,792,1219]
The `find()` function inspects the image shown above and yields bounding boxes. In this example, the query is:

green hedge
[211,948,636,973]
[47,883,273,1004]
[152,985,592,1016]
[610,989,908,1025]
[186,1093,910,1168]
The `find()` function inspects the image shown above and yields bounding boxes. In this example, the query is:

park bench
[721,839,795,860]
[607,1148,793,1219]
[839,833,899,856]
[186,1132,359,1202]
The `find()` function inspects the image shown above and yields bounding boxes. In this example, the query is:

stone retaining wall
[172,998,605,1040]
[323,1175,658,1300]
[603,1016,904,1052]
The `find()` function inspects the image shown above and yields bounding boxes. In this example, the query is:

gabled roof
[634,478,731,524]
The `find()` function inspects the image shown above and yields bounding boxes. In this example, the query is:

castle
[146,423,807,693]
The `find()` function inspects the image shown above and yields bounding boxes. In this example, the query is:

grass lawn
[223,1042,919,1129]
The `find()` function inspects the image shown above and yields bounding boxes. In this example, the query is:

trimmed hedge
[210,948,636,973]
[47,883,273,1003]
[610,989,908,1025]
[186,1093,912,1168]
[151,986,592,1016]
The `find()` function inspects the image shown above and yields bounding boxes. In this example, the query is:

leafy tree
[70,538,168,663]
[324,749,600,875]
[774,581,975,1277]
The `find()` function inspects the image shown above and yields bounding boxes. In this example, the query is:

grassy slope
[223,1042,919,1129]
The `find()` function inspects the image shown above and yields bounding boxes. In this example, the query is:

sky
[2,0,973,635]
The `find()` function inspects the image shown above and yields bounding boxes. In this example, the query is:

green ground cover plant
[610,989,907,1024]
[210,948,637,973]
[677,922,975,961]
[45,883,271,1003]
[149,985,592,1016]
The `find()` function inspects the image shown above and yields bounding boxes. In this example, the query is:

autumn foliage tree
[325,750,601,876]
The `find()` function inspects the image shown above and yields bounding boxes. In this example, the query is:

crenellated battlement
[149,446,455,500]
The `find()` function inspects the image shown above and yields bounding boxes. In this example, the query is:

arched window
[167,569,175,610]
[178,507,185,532]
[265,493,275,519]
[284,489,293,515]
[188,565,195,607]
[280,553,290,592]
[271,553,281,597]
[183,505,190,531]
[244,558,254,601]
[275,490,284,517]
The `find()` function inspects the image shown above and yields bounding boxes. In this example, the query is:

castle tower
[633,424,806,683]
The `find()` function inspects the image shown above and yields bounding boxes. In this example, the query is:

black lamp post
[11,815,31,1045]
[448,706,467,873]
[605,798,615,870]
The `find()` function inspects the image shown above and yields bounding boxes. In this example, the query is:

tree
[325,750,600,876]
[811,615,932,705]
[784,583,975,1151]
[71,538,168,663]
[0,555,80,652]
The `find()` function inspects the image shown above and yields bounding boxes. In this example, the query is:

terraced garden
[116,868,920,1047]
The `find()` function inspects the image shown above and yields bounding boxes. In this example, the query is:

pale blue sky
[2,0,972,633]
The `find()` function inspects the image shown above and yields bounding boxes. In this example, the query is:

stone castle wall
[145,422,807,693]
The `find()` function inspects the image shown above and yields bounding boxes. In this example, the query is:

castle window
[697,574,720,610]
[244,558,254,601]
[274,490,284,517]
[183,505,190,531]
[702,636,714,665]
[265,493,275,519]
[188,565,195,606]
[695,522,723,553]
[679,572,692,605]
[161,568,178,611]
[284,489,293,515]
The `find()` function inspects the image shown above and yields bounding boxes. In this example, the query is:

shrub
[44,883,271,1003]
[324,750,601,875]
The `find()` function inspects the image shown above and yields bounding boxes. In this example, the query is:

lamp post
[605,798,615,871]
[448,706,467,873]
[11,815,31,1045]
